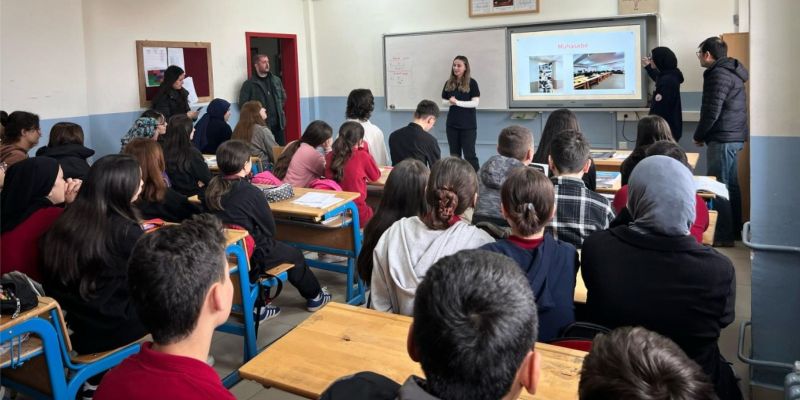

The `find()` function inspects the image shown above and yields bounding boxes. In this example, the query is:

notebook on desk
[596,171,621,189]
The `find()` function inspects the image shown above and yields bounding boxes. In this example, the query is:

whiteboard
[384,28,508,111]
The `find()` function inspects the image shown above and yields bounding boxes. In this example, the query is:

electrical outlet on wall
[616,111,642,121]
[618,141,628,150]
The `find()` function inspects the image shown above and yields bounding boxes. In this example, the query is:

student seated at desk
[473,124,534,228]
[203,140,331,320]
[272,120,333,188]
[357,159,429,285]
[481,167,578,341]
[95,215,235,400]
[35,122,95,180]
[388,100,441,168]
[0,111,40,167]
[533,109,596,191]
[325,121,381,228]
[120,116,159,151]
[546,130,615,249]
[346,88,390,166]
[619,115,675,185]
[611,140,709,244]
[232,100,278,169]
[370,157,494,315]
[162,114,212,197]
[582,156,741,400]
[1,157,80,282]
[322,250,542,400]
[123,138,200,222]
[193,98,232,154]
[579,327,716,400]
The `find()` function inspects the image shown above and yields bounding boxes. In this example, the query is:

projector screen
[509,19,648,108]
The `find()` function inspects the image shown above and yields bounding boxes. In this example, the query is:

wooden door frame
[245,32,301,143]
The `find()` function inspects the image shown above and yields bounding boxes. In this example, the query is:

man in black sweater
[388,100,441,168]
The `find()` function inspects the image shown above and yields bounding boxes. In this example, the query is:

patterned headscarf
[121,117,159,150]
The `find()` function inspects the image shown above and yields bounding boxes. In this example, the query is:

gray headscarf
[627,155,696,237]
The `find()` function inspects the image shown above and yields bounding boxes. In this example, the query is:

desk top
[239,302,586,400]
[224,229,249,246]
[370,166,392,187]
[269,188,360,221]
[592,150,699,170]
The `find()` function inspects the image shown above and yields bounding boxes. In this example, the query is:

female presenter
[441,56,480,171]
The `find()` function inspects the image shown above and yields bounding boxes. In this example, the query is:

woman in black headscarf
[192,98,232,154]
[642,47,684,141]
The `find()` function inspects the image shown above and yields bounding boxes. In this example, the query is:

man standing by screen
[239,54,287,145]
[694,36,748,240]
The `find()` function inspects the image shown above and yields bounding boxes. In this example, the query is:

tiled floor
[213,244,784,400]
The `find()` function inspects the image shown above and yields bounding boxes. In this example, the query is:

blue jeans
[706,141,744,239]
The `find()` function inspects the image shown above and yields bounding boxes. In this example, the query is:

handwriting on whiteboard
[388,56,413,87]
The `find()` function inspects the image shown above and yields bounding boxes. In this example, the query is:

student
[35,122,94,179]
[203,140,331,319]
[357,159,429,285]
[272,120,333,187]
[579,327,717,400]
[1,157,80,282]
[41,154,148,355]
[151,65,198,120]
[642,46,684,141]
[481,168,577,341]
[325,121,381,228]
[0,111,41,166]
[123,138,200,222]
[533,109,597,191]
[388,100,441,168]
[619,115,675,185]
[162,114,212,197]
[612,140,709,244]
[370,157,494,315]
[322,250,541,400]
[546,130,615,249]
[193,98,233,154]
[95,215,235,400]
[232,100,278,167]
[120,117,159,150]
[582,156,740,400]
[473,125,534,227]
[346,88,389,166]
[140,109,168,141]
[441,55,480,171]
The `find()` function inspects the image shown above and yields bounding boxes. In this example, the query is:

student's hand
[694,140,704,147]
[65,178,82,203]
[448,96,458,105]
[187,110,199,119]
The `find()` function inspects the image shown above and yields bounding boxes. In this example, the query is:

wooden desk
[269,187,360,223]
[240,302,586,400]
[0,297,58,369]
[592,150,699,172]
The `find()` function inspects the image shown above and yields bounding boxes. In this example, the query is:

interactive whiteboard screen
[509,19,648,108]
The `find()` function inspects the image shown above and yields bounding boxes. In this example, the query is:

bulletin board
[135,40,214,108]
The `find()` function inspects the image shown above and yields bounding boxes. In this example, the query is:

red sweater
[325,146,381,228]
[612,185,709,243]
[95,342,234,400]
[1,207,63,281]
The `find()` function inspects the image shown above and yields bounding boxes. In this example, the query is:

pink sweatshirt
[284,142,326,188]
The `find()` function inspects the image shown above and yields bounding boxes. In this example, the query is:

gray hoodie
[474,155,525,221]
[370,216,494,315]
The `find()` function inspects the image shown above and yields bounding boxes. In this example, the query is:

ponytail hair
[422,157,477,230]
[204,140,251,211]
[329,121,364,182]
[500,167,554,236]
[273,120,332,180]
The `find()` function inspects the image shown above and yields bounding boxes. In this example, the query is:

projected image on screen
[530,56,564,93]
[572,52,625,90]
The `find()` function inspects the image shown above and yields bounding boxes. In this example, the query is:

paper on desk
[694,176,729,200]
[292,192,340,208]
[612,152,629,160]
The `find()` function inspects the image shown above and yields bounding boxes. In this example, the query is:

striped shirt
[546,176,615,249]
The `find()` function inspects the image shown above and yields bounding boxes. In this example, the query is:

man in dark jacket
[694,36,749,242]
[239,54,287,145]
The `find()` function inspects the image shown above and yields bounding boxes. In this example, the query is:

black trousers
[446,126,479,171]
[253,240,321,299]
[270,124,286,146]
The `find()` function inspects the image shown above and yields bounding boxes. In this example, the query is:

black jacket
[165,149,212,197]
[152,87,191,119]
[582,226,740,399]
[35,144,94,179]
[388,123,441,168]
[646,66,684,141]
[694,58,749,143]
[136,187,201,223]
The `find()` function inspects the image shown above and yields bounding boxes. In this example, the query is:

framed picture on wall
[469,0,539,17]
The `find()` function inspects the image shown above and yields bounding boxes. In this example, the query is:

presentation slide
[510,24,644,105]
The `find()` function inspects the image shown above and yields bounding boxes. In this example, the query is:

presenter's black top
[441,78,480,130]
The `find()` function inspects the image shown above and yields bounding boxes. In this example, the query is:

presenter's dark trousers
[270,124,286,146]
[446,126,479,171]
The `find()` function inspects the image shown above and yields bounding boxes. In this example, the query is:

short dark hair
[346,89,375,120]
[497,125,533,161]
[252,53,268,65]
[127,214,227,345]
[501,167,554,236]
[414,100,440,119]
[413,249,538,400]
[549,129,590,174]
[48,122,85,147]
[579,327,717,400]
[645,140,691,170]
[699,36,727,60]
[0,111,40,143]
